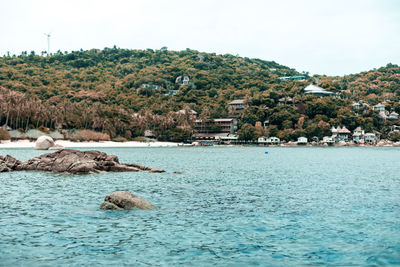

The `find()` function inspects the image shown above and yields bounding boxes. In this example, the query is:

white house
[373,103,386,112]
[258,136,280,144]
[297,136,308,144]
[353,127,365,142]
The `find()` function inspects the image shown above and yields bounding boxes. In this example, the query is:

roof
[214,118,234,122]
[374,103,385,108]
[337,126,351,134]
[228,99,245,105]
[304,84,333,95]
[177,109,197,115]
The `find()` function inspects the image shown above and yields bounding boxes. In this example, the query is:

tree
[237,123,256,140]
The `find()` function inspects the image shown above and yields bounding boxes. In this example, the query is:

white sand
[0,140,178,149]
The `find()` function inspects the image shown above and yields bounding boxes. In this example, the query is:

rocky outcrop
[0,155,22,172]
[100,191,155,210]
[0,149,165,174]
[35,136,55,150]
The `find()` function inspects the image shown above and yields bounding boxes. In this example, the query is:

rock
[99,201,123,210]
[149,168,165,173]
[0,155,22,172]
[48,144,64,150]
[35,136,55,150]
[100,191,154,210]
[3,149,164,174]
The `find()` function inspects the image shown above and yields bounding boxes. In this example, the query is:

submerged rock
[0,149,165,174]
[35,136,55,150]
[100,191,154,210]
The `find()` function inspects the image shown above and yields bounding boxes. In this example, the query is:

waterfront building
[195,118,238,135]
[322,136,334,144]
[364,133,378,144]
[297,136,308,145]
[353,127,365,142]
[337,126,351,141]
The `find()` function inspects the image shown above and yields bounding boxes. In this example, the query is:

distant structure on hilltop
[303,84,334,97]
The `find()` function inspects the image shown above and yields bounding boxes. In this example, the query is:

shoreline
[0,140,179,149]
[0,139,399,149]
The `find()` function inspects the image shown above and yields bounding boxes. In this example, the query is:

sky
[0,0,399,76]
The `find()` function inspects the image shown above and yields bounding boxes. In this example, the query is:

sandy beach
[0,140,178,149]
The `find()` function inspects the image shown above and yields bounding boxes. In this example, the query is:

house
[389,111,399,120]
[258,136,280,144]
[322,136,334,144]
[176,109,197,118]
[279,75,306,82]
[175,75,190,85]
[144,130,155,139]
[228,99,246,117]
[182,76,190,85]
[353,127,365,142]
[297,136,308,144]
[337,126,351,141]
[390,125,400,132]
[352,102,361,110]
[373,103,386,112]
[267,137,280,144]
[364,133,377,144]
[303,84,334,97]
[378,111,387,122]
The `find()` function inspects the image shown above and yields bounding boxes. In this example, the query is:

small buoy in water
[265,152,268,154]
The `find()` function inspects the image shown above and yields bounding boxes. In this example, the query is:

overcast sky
[1,0,399,76]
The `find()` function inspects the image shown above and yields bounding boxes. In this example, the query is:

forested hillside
[0,47,399,141]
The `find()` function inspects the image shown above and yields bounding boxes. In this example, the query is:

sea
[0,146,399,266]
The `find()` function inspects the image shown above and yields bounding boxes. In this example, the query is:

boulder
[100,191,155,210]
[35,136,55,150]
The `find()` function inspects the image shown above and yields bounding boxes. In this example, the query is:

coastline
[0,139,178,149]
[1,139,399,149]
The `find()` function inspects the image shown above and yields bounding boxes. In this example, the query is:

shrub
[70,130,110,141]
[0,129,11,140]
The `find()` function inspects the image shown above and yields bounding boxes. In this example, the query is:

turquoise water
[0,147,399,266]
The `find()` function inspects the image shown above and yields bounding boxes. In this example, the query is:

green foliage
[0,48,398,142]
[238,123,256,140]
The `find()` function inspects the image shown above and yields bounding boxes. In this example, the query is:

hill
[0,48,399,141]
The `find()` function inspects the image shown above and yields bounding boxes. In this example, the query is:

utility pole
[44,33,51,55]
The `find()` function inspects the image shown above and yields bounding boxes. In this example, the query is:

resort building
[195,118,238,135]
[228,99,246,117]
[303,84,334,97]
